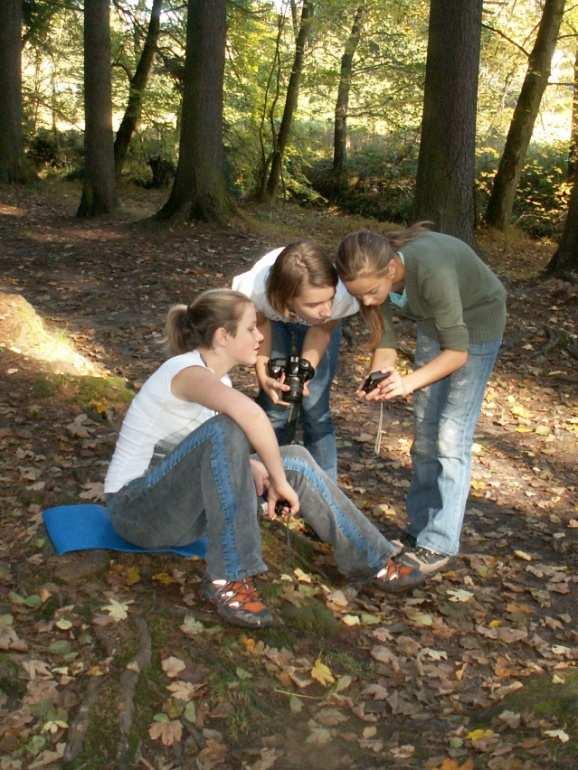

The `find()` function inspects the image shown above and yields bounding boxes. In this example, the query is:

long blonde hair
[165,289,252,355]
[335,223,431,347]
[266,241,337,317]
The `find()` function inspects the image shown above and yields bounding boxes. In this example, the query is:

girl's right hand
[260,372,291,407]
[266,479,299,518]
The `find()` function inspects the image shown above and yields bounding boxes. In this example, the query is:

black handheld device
[361,370,389,394]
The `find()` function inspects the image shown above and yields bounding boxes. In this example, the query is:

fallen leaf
[544,729,569,743]
[447,588,474,603]
[311,657,335,687]
[148,718,183,746]
[161,656,186,678]
[101,598,132,622]
[167,680,205,701]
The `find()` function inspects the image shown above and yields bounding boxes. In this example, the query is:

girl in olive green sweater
[336,225,506,591]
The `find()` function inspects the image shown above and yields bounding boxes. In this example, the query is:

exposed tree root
[63,677,102,763]
[115,615,152,770]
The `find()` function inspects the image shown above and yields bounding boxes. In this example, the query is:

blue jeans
[107,415,397,582]
[406,329,502,556]
[257,321,340,480]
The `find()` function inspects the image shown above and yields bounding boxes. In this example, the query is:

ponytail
[165,289,252,355]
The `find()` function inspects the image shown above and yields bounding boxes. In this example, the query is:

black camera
[267,355,315,404]
[361,370,389,394]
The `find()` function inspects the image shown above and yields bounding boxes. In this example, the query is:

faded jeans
[257,321,341,479]
[107,414,397,581]
[406,328,502,556]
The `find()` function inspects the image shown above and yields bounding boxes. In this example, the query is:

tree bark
[0,0,29,183]
[155,0,230,223]
[259,0,314,203]
[568,45,578,179]
[77,0,117,217]
[333,3,365,185]
[413,0,482,246]
[546,161,578,274]
[114,0,163,177]
[486,0,566,231]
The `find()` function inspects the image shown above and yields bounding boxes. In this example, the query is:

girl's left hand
[250,459,269,497]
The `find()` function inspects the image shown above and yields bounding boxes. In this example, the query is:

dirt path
[0,183,576,770]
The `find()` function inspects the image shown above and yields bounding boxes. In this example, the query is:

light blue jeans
[257,321,341,479]
[406,329,502,556]
[107,415,396,582]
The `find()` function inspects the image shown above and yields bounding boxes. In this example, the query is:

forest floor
[0,180,576,770]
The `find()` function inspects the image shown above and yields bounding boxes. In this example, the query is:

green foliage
[17,0,576,233]
[477,141,572,237]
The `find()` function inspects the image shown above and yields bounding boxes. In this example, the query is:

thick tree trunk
[114,0,163,177]
[486,0,565,231]
[567,46,578,179]
[156,0,230,223]
[546,162,578,274]
[0,0,29,183]
[413,0,482,246]
[77,0,117,217]
[333,3,365,184]
[259,0,314,203]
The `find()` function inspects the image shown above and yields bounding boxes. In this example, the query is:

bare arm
[171,366,298,513]
[368,349,468,401]
[301,320,339,368]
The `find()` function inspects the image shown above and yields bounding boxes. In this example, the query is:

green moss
[325,649,370,679]
[31,372,134,409]
[473,668,578,762]
[280,599,340,638]
[505,669,578,727]
[64,681,122,770]
[0,654,25,699]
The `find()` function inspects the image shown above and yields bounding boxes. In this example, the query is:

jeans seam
[283,457,384,569]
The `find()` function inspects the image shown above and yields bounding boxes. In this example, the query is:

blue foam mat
[43,503,207,558]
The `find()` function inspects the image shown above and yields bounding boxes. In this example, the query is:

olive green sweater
[379,232,507,352]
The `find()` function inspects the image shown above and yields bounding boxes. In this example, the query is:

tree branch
[482,23,530,57]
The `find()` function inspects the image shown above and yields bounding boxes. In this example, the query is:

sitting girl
[104,289,399,628]
[232,241,358,479]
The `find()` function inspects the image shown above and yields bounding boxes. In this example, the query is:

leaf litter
[0,186,576,769]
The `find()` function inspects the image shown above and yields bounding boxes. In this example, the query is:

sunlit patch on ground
[0,203,26,217]
[0,291,104,376]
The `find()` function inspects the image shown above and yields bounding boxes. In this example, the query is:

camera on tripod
[267,355,315,404]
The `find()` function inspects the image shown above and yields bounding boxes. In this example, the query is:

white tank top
[104,350,231,494]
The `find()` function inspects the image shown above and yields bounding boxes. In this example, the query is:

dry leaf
[244,748,283,770]
[148,719,183,746]
[544,729,569,743]
[161,656,186,678]
[101,598,132,622]
[311,657,335,687]
[167,680,205,701]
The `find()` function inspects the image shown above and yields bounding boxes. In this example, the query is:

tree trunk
[568,46,578,179]
[259,0,314,203]
[413,0,482,246]
[0,0,29,183]
[155,0,230,223]
[546,161,578,274]
[77,0,117,217]
[114,0,163,177]
[486,0,565,231]
[333,3,365,185]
